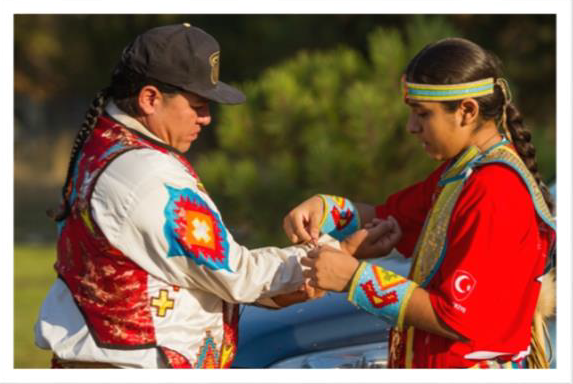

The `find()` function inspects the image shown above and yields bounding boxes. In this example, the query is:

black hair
[48,67,180,221]
[404,37,554,213]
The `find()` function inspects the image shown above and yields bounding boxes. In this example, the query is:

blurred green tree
[196,18,462,247]
[14,14,556,245]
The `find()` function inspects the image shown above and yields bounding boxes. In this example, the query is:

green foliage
[197,20,461,248]
[14,244,56,368]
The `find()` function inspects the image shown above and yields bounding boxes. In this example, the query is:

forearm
[347,262,465,341]
[354,202,377,227]
[404,288,466,341]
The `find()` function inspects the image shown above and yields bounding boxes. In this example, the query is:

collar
[439,138,511,187]
[105,101,166,145]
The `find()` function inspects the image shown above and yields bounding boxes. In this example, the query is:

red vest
[55,115,238,368]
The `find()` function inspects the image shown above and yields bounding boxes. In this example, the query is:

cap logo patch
[209,51,220,85]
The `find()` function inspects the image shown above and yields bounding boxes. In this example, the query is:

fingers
[388,215,402,237]
[283,196,325,244]
[371,217,382,225]
[301,256,315,268]
[283,213,311,244]
[303,280,326,299]
[365,218,393,240]
[308,209,322,242]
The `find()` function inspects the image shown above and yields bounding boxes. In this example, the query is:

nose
[406,114,421,134]
[197,104,212,126]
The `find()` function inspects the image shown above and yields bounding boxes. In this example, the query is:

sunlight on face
[154,92,211,153]
[405,101,470,161]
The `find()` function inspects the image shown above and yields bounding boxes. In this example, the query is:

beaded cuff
[318,194,360,241]
[347,262,418,330]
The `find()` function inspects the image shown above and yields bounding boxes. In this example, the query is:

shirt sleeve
[427,165,544,342]
[375,162,448,257]
[92,149,309,304]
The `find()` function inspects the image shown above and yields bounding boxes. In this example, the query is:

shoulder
[97,148,195,191]
[91,148,199,218]
[469,163,529,197]
[455,163,533,216]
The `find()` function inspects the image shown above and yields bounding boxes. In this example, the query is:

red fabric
[54,114,239,365]
[160,347,192,368]
[56,116,159,347]
[375,162,448,258]
[377,162,552,368]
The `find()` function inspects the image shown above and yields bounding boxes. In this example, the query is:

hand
[270,281,326,307]
[301,245,360,292]
[283,195,325,244]
[270,286,309,308]
[302,279,327,300]
[341,216,402,259]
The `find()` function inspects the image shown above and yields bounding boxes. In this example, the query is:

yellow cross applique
[151,289,175,317]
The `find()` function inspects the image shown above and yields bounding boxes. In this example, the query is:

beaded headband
[402,77,495,102]
[402,75,514,142]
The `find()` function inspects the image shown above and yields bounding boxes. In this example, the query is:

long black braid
[504,102,555,213]
[48,87,111,221]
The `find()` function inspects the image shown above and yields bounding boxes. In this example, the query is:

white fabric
[35,103,337,368]
[464,346,531,361]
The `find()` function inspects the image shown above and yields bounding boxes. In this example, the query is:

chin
[178,142,192,153]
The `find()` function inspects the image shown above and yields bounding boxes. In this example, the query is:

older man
[35,23,350,368]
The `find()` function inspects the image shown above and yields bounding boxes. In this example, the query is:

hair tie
[495,78,513,141]
[495,78,512,105]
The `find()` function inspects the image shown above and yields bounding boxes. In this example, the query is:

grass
[14,244,57,368]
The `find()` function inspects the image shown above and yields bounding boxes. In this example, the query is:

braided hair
[404,37,554,213]
[48,87,111,221]
[48,67,182,221]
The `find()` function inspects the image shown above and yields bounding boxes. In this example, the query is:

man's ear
[137,85,162,115]
[457,98,480,127]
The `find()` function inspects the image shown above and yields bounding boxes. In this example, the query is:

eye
[191,102,208,111]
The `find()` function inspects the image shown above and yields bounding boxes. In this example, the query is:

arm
[354,202,377,225]
[301,247,465,341]
[283,163,445,255]
[283,195,376,243]
[93,150,311,304]
[404,288,466,341]
[303,166,540,344]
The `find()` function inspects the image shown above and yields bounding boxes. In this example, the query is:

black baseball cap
[115,23,245,104]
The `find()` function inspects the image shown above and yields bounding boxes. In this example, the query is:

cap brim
[190,81,246,105]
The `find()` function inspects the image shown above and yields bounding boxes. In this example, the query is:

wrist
[339,239,351,255]
[343,257,361,292]
[347,263,418,330]
[317,194,361,241]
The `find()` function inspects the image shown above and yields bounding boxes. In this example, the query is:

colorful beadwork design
[219,302,239,368]
[163,185,231,271]
[403,77,494,101]
[195,331,219,368]
[318,194,360,240]
[348,262,417,328]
